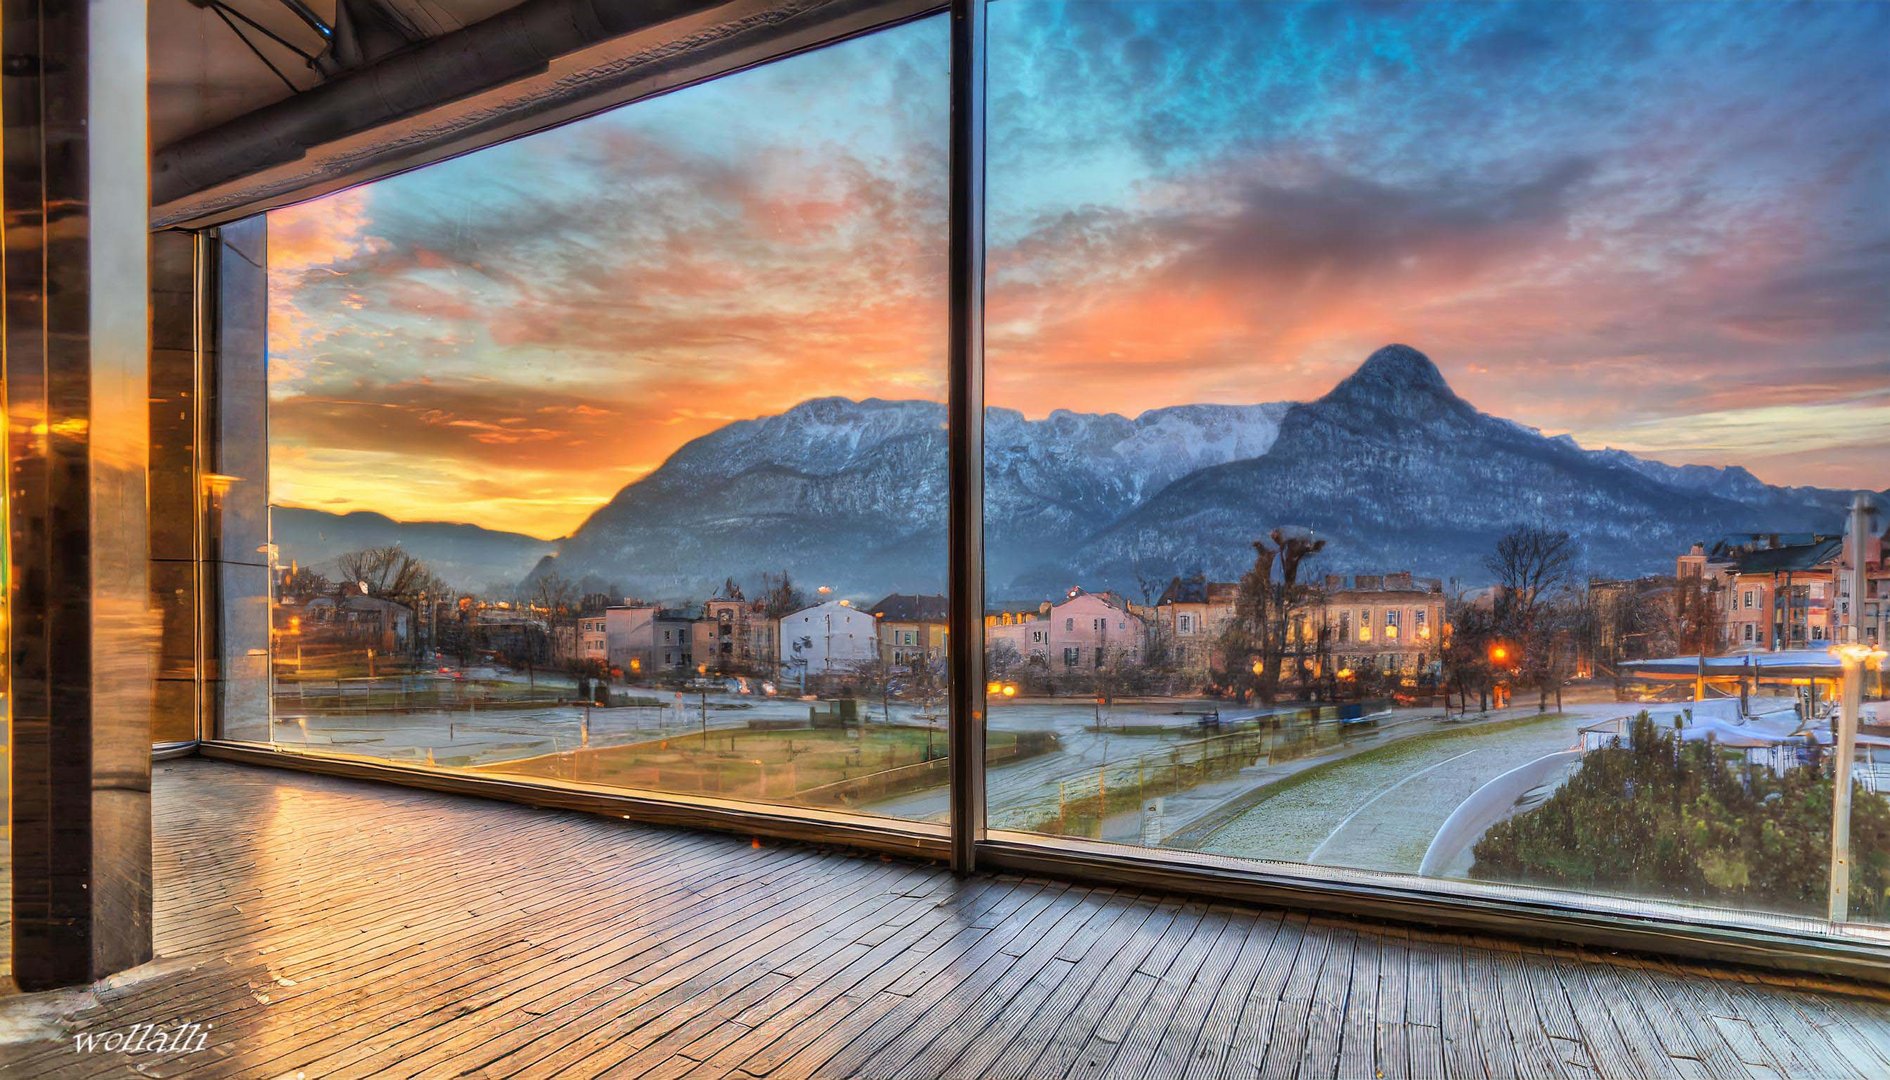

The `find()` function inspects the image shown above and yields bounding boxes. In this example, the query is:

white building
[605,604,694,675]
[780,600,879,681]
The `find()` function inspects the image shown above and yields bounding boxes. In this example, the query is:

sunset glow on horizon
[268,1,1890,540]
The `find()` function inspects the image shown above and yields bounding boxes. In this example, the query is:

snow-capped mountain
[286,345,1880,603]
[531,397,1289,601]
[1071,345,1866,588]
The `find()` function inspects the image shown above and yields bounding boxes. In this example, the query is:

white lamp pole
[1829,492,1880,923]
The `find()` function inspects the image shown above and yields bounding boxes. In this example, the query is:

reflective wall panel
[3,0,155,989]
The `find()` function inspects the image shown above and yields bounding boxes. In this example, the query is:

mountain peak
[1354,344,1449,391]
[1316,344,1465,419]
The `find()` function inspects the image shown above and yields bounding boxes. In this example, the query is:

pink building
[989,587,1144,672]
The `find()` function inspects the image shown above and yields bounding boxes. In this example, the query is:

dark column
[946,0,988,874]
[3,0,156,988]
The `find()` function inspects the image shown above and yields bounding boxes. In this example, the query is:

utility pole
[1830,492,1882,923]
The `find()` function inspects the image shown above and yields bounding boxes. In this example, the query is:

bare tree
[531,571,582,671]
[986,639,1024,683]
[278,564,333,601]
[1484,526,1577,639]
[1215,527,1326,702]
[1443,595,1497,713]
[337,546,441,607]
[757,570,806,620]
[847,652,898,725]
[334,546,447,659]
[1522,590,1582,713]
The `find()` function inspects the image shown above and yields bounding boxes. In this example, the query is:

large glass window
[204,0,1890,953]
[251,15,951,822]
[982,0,1890,926]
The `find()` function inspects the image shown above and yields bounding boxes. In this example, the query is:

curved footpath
[1189,709,1606,874]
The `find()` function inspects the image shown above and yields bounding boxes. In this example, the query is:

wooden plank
[1063,904,1212,1080]
[1107,908,1236,1080]
[914,899,1132,1079]
[1178,909,1286,1080]
[6,760,1890,1080]
[1295,921,1356,1080]
[869,889,1110,1078]
[1009,898,1187,1080]
[1372,927,1413,1080]
[1334,927,1380,1080]
[761,884,1081,1078]
[940,895,1155,1080]
[1215,911,1311,1080]
[1141,909,1254,1080]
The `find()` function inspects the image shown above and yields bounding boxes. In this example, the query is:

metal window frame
[172,0,1890,987]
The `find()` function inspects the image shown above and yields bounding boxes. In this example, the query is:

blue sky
[270,1,1890,534]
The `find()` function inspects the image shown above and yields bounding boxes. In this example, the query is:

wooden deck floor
[2,760,1889,1078]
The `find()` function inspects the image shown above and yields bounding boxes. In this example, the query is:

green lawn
[475,724,1014,803]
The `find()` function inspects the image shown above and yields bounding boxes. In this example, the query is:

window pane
[257,16,950,822]
[984,0,1890,927]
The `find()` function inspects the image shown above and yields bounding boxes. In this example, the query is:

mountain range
[274,345,1882,603]
[271,506,557,592]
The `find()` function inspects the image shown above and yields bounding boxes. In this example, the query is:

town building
[297,594,414,655]
[1677,524,1890,654]
[868,593,948,668]
[1580,575,1675,672]
[1153,574,1240,675]
[1147,571,1443,680]
[780,599,880,681]
[692,583,779,675]
[471,609,548,665]
[604,604,694,676]
[1317,572,1447,677]
[1844,522,1890,649]
[988,587,1144,671]
[577,614,608,664]
[1681,534,1842,651]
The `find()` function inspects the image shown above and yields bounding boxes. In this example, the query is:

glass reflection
[259,15,951,822]
[982,0,1890,923]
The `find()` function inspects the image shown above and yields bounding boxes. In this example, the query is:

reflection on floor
[1,759,1887,1077]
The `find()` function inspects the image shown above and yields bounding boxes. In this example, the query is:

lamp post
[1829,492,1883,923]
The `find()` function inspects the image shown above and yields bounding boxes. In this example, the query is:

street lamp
[1829,492,1883,923]
[1828,638,1886,923]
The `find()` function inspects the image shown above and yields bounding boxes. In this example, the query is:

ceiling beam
[154,0,936,226]
[156,0,718,205]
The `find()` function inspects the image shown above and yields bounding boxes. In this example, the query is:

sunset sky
[268,0,1890,539]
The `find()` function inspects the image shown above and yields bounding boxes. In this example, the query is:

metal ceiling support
[277,0,333,38]
[318,0,427,76]
[154,0,725,206]
[206,2,301,93]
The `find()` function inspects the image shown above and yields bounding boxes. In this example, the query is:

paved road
[1193,705,1621,875]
